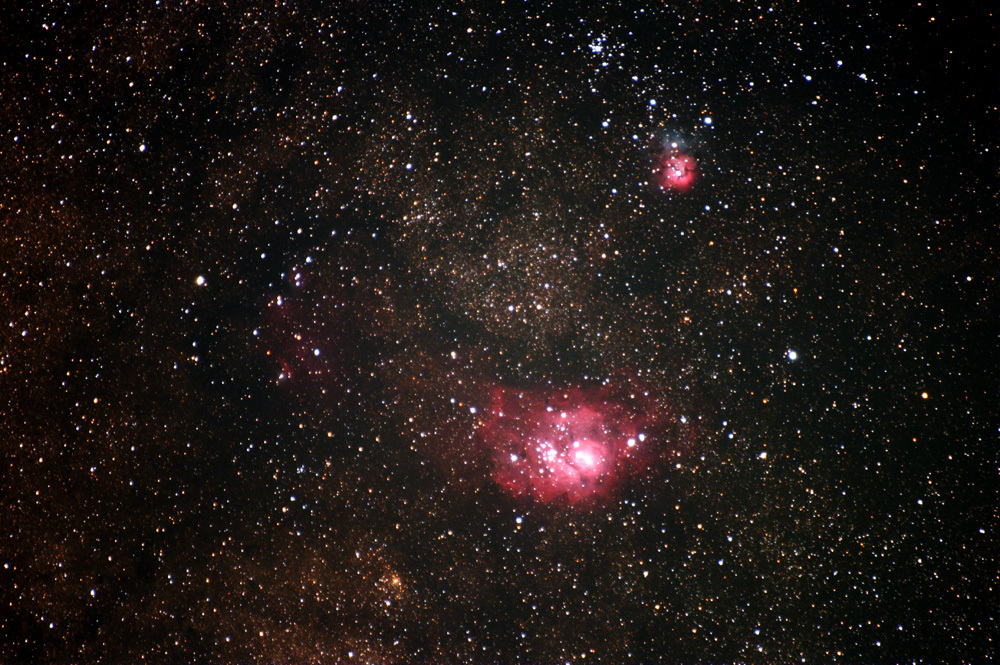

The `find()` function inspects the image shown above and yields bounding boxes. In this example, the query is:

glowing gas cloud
[476,381,694,504]
[654,149,698,193]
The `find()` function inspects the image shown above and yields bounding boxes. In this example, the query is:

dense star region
[1,2,996,664]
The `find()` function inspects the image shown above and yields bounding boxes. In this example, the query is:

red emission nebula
[476,381,696,505]
[654,150,698,193]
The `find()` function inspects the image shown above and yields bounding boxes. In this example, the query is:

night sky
[2,2,997,663]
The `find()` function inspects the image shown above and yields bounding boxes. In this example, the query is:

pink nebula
[476,383,686,505]
[654,151,698,193]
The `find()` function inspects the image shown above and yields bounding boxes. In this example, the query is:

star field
[1,2,996,663]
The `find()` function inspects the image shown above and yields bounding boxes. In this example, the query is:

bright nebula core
[477,382,689,504]
[655,150,698,192]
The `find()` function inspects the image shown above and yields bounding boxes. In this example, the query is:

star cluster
[1,2,996,664]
